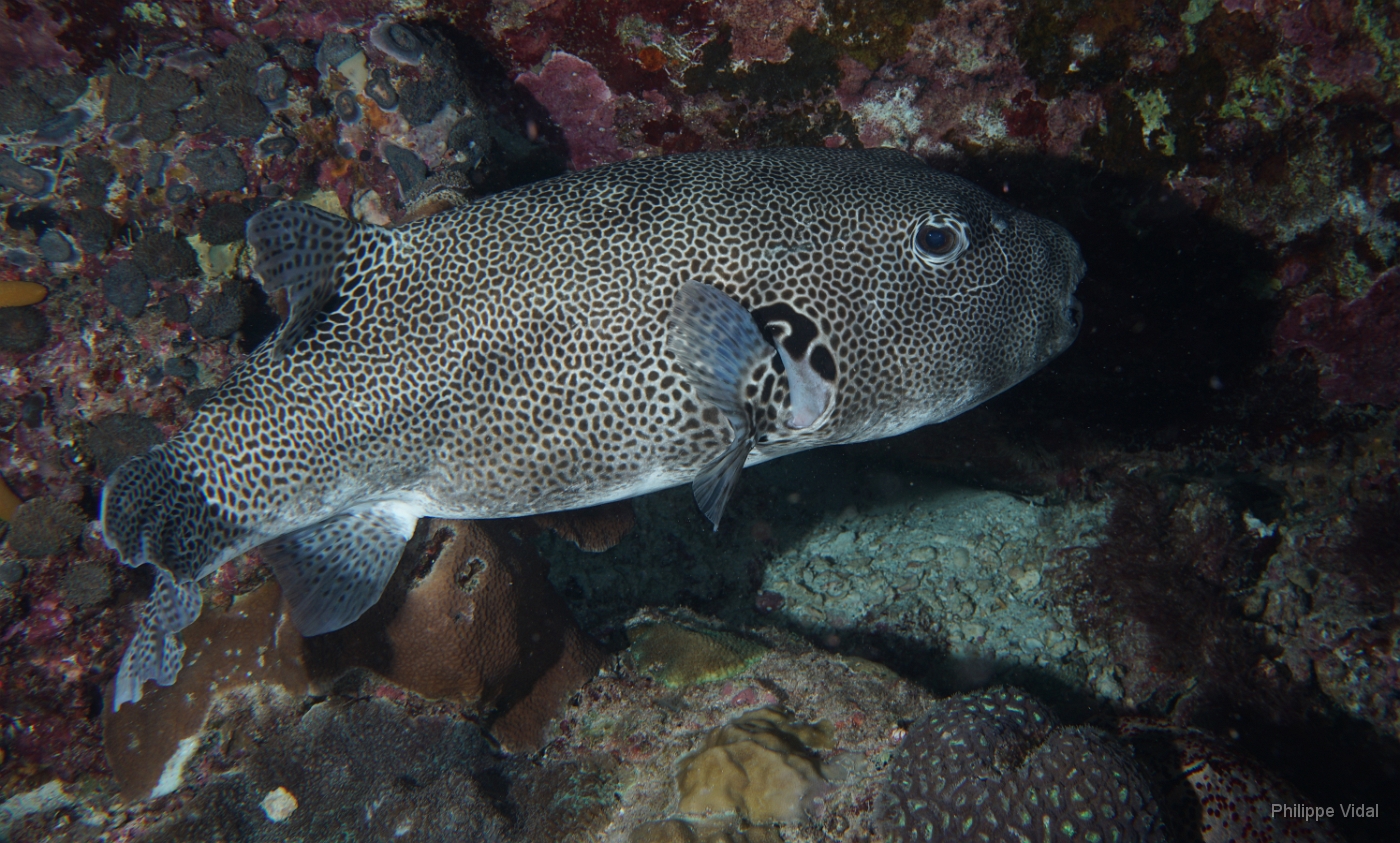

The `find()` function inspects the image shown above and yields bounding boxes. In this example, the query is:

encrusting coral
[628,611,768,688]
[102,581,308,802]
[630,818,784,842]
[302,517,607,751]
[880,687,1167,842]
[384,519,607,750]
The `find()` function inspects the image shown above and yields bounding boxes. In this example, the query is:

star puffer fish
[101,148,1085,708]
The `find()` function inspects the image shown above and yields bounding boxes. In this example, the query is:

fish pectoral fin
[246,201,364,358]
[261,502,420,637]
[666,280,773,530]
[693,433,753,530]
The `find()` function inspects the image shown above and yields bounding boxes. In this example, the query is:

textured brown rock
[307,518,606,751]
[6,496,87,557]
[392,520,605,749]
[103,581,307,801]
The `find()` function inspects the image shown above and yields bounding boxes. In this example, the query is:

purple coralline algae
[517,52,631,170]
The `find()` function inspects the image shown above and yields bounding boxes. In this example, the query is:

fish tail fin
[246,201,385,358]
[101,451,223,709]
[112,567,202,708]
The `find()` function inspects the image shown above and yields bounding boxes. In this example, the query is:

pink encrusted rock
[516,52,631,171]
[836,0,1030,153]
[1275,268,1400,408]
[1275,0,1381,90]
[715,0,822,64]
[0,2,77,83]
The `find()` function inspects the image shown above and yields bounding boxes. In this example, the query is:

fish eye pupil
[918,224,955,255]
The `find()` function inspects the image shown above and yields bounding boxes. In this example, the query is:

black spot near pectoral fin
[751,304,836,430]
[246,201,367,358]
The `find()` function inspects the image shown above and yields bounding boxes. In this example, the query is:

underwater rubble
[1,0,1397,840]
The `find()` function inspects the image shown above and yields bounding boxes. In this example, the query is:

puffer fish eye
[911,216,968,264]
[918,225,954,254]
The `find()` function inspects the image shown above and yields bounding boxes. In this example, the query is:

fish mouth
[1065,296,1084,342]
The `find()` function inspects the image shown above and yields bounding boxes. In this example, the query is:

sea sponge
[628,613,767,688]
[880,687,1166,842]
[103,581,308,801]
[676,706,834,825]
[6,496,86,557]
[0,280,47,307]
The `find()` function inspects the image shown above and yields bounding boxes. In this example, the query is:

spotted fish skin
[101,148,1084,707]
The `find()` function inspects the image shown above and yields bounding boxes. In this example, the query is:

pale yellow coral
[676,707,833,825]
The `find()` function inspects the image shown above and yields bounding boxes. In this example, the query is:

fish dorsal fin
[261,502,420,636]
[246,202,363,358]
[667,281,775,529]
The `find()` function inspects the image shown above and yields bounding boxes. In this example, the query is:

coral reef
[384,519,606,750]
[628,612,767,687]
[0,0,1397,838]
[298,518,606,752]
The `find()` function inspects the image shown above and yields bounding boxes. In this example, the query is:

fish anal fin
[261,502,420,637]
[667,281,773,529]
[245,202,363,358]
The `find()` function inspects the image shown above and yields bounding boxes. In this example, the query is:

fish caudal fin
[246,201,365,358]
[666,281,774,529]
[261,502,419,636]
[102,451,225,709]
[113,567,202,708]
